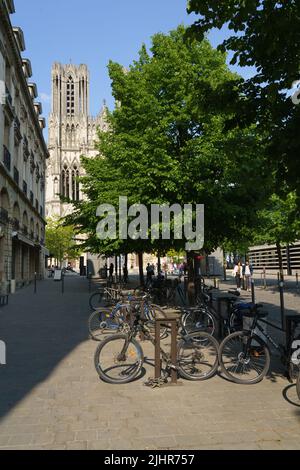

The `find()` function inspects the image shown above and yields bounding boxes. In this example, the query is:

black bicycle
[94,309,219,384]
[218,304,300,385]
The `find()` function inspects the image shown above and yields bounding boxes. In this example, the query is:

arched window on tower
[71,165,80,202]
[66,76,75,116]
[61,164,69,198]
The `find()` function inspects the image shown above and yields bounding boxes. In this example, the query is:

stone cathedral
[45,63,107,219]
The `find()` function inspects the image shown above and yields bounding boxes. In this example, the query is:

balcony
[3,85,15,121]
[14,116,22,144]
[0,208,9,224]
[3,145,11,172]
[23,136,29,161]
[23,180,27,196]
[30,151,35,174]
[13,166,19,185]
[30,191,34,205]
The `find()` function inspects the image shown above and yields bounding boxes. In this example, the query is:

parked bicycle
[88,293,168,341]
[89,285,124,310]
[218,303,300,385]
[94,307,219,384]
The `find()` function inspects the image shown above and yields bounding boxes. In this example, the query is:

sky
[12,0,254,137]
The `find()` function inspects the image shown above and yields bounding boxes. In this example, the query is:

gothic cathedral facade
[45,63,107,219]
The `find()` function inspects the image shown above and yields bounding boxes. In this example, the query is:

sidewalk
[0,275,299,450]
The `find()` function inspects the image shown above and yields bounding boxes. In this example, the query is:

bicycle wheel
[94,334,144,384]
[218,331,270,384]
[88,308,123,341]
[182,308,217,337]
[296,371,300,401]
[177,331,219,381]
[89,291,104,310]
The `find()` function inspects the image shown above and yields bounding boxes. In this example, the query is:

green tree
[187,1,300,196]
[46,217,80,266]
[253,191,300,276]
[66,26,269,282]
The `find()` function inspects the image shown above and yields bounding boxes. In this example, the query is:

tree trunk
[276,241,284,280]
[157,254,161,274]
[186,251,195,306]
[286,244,292,276]
[138,253,144,286]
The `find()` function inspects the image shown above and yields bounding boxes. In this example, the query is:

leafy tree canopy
[187,1,300,195]
[46,217,81,264]
[66,26,269,257]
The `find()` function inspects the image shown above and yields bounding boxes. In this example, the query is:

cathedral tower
[46,63,107,218]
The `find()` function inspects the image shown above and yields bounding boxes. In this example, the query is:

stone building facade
[0,0,48,293]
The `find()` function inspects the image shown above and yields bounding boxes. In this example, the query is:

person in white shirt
[243,261,253,291]
[233,261,242,291]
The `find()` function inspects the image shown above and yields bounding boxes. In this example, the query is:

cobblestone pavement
[0,276,299,450]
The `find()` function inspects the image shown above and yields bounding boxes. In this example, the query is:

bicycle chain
[144,376,168,388]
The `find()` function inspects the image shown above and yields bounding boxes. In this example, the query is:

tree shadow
[0,277,93,420]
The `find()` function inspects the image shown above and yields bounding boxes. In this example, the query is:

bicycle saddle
[228,290,240,297]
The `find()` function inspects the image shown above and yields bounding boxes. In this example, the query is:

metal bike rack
[155,317,179,385]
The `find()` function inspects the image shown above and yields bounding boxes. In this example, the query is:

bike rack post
[296,273,299,291]
[155,318,178,384]
[251,278,255,304]
[34,272,37,294]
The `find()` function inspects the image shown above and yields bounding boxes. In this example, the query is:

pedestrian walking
[109,263,114,283]
[146,263,154,287]
[243,261,253,291]
[123,264,128,284]
[233,261,242,291]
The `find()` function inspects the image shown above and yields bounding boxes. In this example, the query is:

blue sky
[12,0,253,137]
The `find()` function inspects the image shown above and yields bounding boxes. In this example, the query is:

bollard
[34,272,37,294]
[217,279,220,290]
[296,273,299,291]
[279,281,285,330]
[88,274,92,293]
[62,273,65,295]
[263,267,266,290]
[251,278,255,304]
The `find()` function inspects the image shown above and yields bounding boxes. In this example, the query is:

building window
[61,164,80,201]
[66,76,75,116]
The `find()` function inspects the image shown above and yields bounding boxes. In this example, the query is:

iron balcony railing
[23,180,27,196]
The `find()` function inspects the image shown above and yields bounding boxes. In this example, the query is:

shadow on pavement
[0,276,91,420]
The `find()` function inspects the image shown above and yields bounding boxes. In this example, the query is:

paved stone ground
[0,275,299,450]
